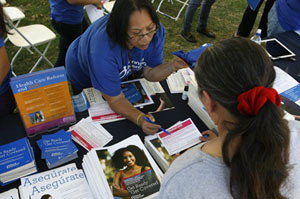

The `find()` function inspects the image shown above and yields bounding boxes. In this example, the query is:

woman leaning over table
[0,4,16,117]
[159,38,300,199]
[65,0,188,135]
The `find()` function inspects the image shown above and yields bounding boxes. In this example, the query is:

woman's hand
[94,1,103,9]
[140,114,161,135]
[200,130,218,142]
[169,57,189,73]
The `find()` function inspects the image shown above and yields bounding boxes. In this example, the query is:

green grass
[4,0,264,75]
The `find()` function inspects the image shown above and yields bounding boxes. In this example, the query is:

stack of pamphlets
[0,188,19,199]
[166,67,195,93]
[0,137,36,184]
[84,79,154,123]
[19,163,94,199]
[144,118,203,172]
[37,129,78,169]
[82,135,163,199]
[69,117,113,151]
[9,67,76,136]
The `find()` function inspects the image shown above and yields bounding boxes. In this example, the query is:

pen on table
[143,116,171,135]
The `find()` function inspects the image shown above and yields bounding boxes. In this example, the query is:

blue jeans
[182,0,216,32]
[267,4,285,37]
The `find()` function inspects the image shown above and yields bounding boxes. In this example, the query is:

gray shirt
[158,120,300,199]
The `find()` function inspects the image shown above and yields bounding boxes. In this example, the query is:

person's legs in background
[181,0,203,43]
[51,18,89,67]
[257,0,275,38]
[267,4,284,37]
[196,0,216,38]
[235,0,264,37]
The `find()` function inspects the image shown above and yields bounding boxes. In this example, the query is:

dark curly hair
[111,145,150,169]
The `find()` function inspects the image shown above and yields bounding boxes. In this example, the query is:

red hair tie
[237,86,281,116]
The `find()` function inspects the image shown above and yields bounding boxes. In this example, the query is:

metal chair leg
[29,41,54,73]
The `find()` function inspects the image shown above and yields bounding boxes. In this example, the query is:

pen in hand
[143,117,171,135]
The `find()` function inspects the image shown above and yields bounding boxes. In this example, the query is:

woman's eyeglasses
[128,27,159,41]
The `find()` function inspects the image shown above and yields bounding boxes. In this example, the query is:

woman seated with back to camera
[159,38,300,199]
[65,0,188,135]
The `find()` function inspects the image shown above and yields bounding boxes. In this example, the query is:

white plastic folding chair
[6,19,56,76]
[3,7,25,27]
[3,7,25,42]
[156,0,189,21]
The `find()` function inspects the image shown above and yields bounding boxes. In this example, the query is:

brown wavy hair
[194,38,290,199]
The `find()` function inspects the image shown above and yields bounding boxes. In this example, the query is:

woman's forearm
[0,46,10,85]
[102,92,143,126]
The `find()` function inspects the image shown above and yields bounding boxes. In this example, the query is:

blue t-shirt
[0,37,12,95]
[276,0,300,31]
[49,0,84,24]
[66,15,165,96]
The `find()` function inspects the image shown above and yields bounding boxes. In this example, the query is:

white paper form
[166,68,196,93]
[273,66,298,93]
[166,71,186,93]
[157,118,202,155]
[179,67,195,85]
[85,5,104,23]
[69,117,113,151]
[88,102,125,123]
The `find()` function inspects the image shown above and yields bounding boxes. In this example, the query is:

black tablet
[261,38,296,60]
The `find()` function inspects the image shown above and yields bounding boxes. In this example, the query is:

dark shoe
[197,28,216,38]
[181,31,197,43]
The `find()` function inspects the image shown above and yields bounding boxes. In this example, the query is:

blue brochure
[122,83,142,104]
[281,84,300,103]
[0,138,34,174]
[37,129,78,169]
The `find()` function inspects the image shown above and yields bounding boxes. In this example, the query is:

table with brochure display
[0,80,208,196]
[1,31,299,197]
